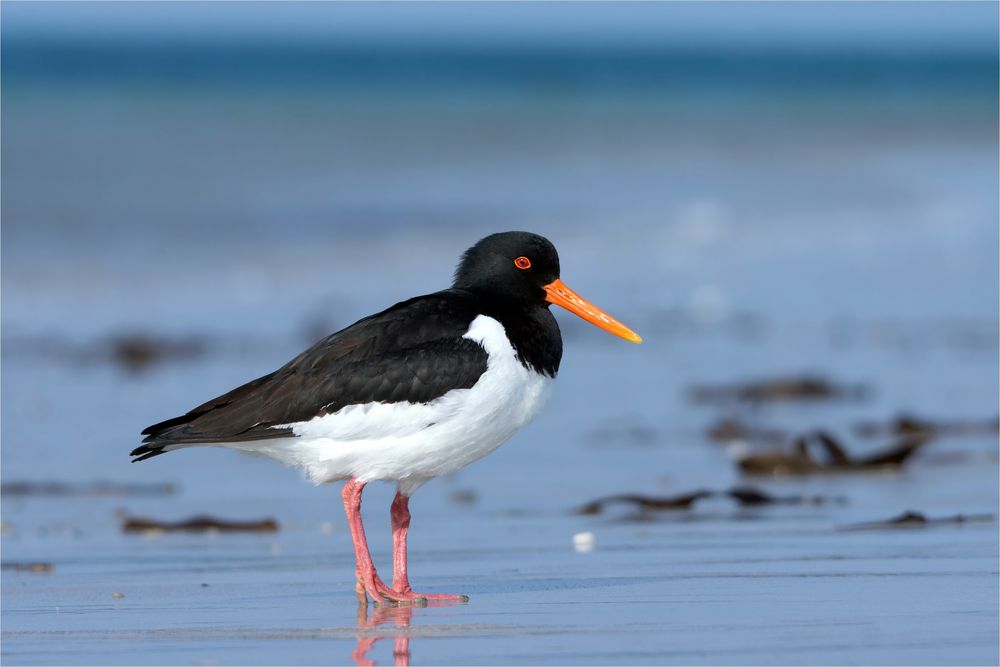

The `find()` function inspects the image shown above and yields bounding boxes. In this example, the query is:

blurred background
[2,2,998,665]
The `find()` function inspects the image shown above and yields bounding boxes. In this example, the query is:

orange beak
[543,279,642,344]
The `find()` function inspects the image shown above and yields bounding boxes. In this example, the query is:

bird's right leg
[341,479,392,605]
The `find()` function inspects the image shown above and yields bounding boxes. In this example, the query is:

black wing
[132,290,488,461]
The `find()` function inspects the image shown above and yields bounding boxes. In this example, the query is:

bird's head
[453,231,642,344]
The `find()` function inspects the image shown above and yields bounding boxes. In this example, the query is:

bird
[132,231,641,605]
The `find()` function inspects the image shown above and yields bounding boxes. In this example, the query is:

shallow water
[2,25,999,667]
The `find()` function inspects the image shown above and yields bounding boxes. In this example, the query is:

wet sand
[3,496,996,665]
[3,331,998,665]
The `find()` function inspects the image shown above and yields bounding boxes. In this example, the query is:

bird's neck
[476,297,562,378]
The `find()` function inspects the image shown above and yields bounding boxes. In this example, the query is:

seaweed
[1,480,177,497]
[121,515,279,534]
[738,431,926,476]
[1,562,54,573]
[853,413,999,439]
[689,375,869,405]
[577,486,843,515]
[839,511,994,531]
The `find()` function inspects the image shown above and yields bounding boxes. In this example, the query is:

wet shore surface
[4,488,997,666]
[3,328,997,665]
[3,506,997,665]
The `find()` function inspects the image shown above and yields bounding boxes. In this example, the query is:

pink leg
[389,491,468,602]
[341,479,466,606]
[390,492,413,594]
[342,479,391,605]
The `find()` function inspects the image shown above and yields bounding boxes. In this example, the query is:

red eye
[514,256,532,270]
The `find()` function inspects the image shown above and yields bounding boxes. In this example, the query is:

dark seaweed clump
[122,515,279,534]
[738,431,926,476]
[577,486,843,515]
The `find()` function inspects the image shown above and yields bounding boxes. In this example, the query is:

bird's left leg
[389,490,468,602]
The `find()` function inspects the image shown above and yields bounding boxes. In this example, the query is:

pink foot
[406,592,469,602]
[371,580,468,606]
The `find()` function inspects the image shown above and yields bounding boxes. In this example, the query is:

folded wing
[132,290,488,461]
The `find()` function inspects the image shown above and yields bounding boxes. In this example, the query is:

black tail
[129,443,169,462]
[131,413,202,462]
[131,370,285,462]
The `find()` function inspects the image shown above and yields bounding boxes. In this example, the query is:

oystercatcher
[133,231,641,605]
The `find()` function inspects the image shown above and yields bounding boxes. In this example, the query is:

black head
[452,231,560,306]
[453,230,643,346]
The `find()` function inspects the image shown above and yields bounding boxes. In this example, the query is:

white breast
[239,315,553,495]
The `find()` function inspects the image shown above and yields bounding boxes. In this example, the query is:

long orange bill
[543,279,642,344]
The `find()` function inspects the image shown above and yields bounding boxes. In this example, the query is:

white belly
[237,315,553,494]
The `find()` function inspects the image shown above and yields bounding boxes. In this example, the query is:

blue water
[2,22,998,667]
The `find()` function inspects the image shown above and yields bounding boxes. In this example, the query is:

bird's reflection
[352,596,466,666]
[353,602,412,667]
